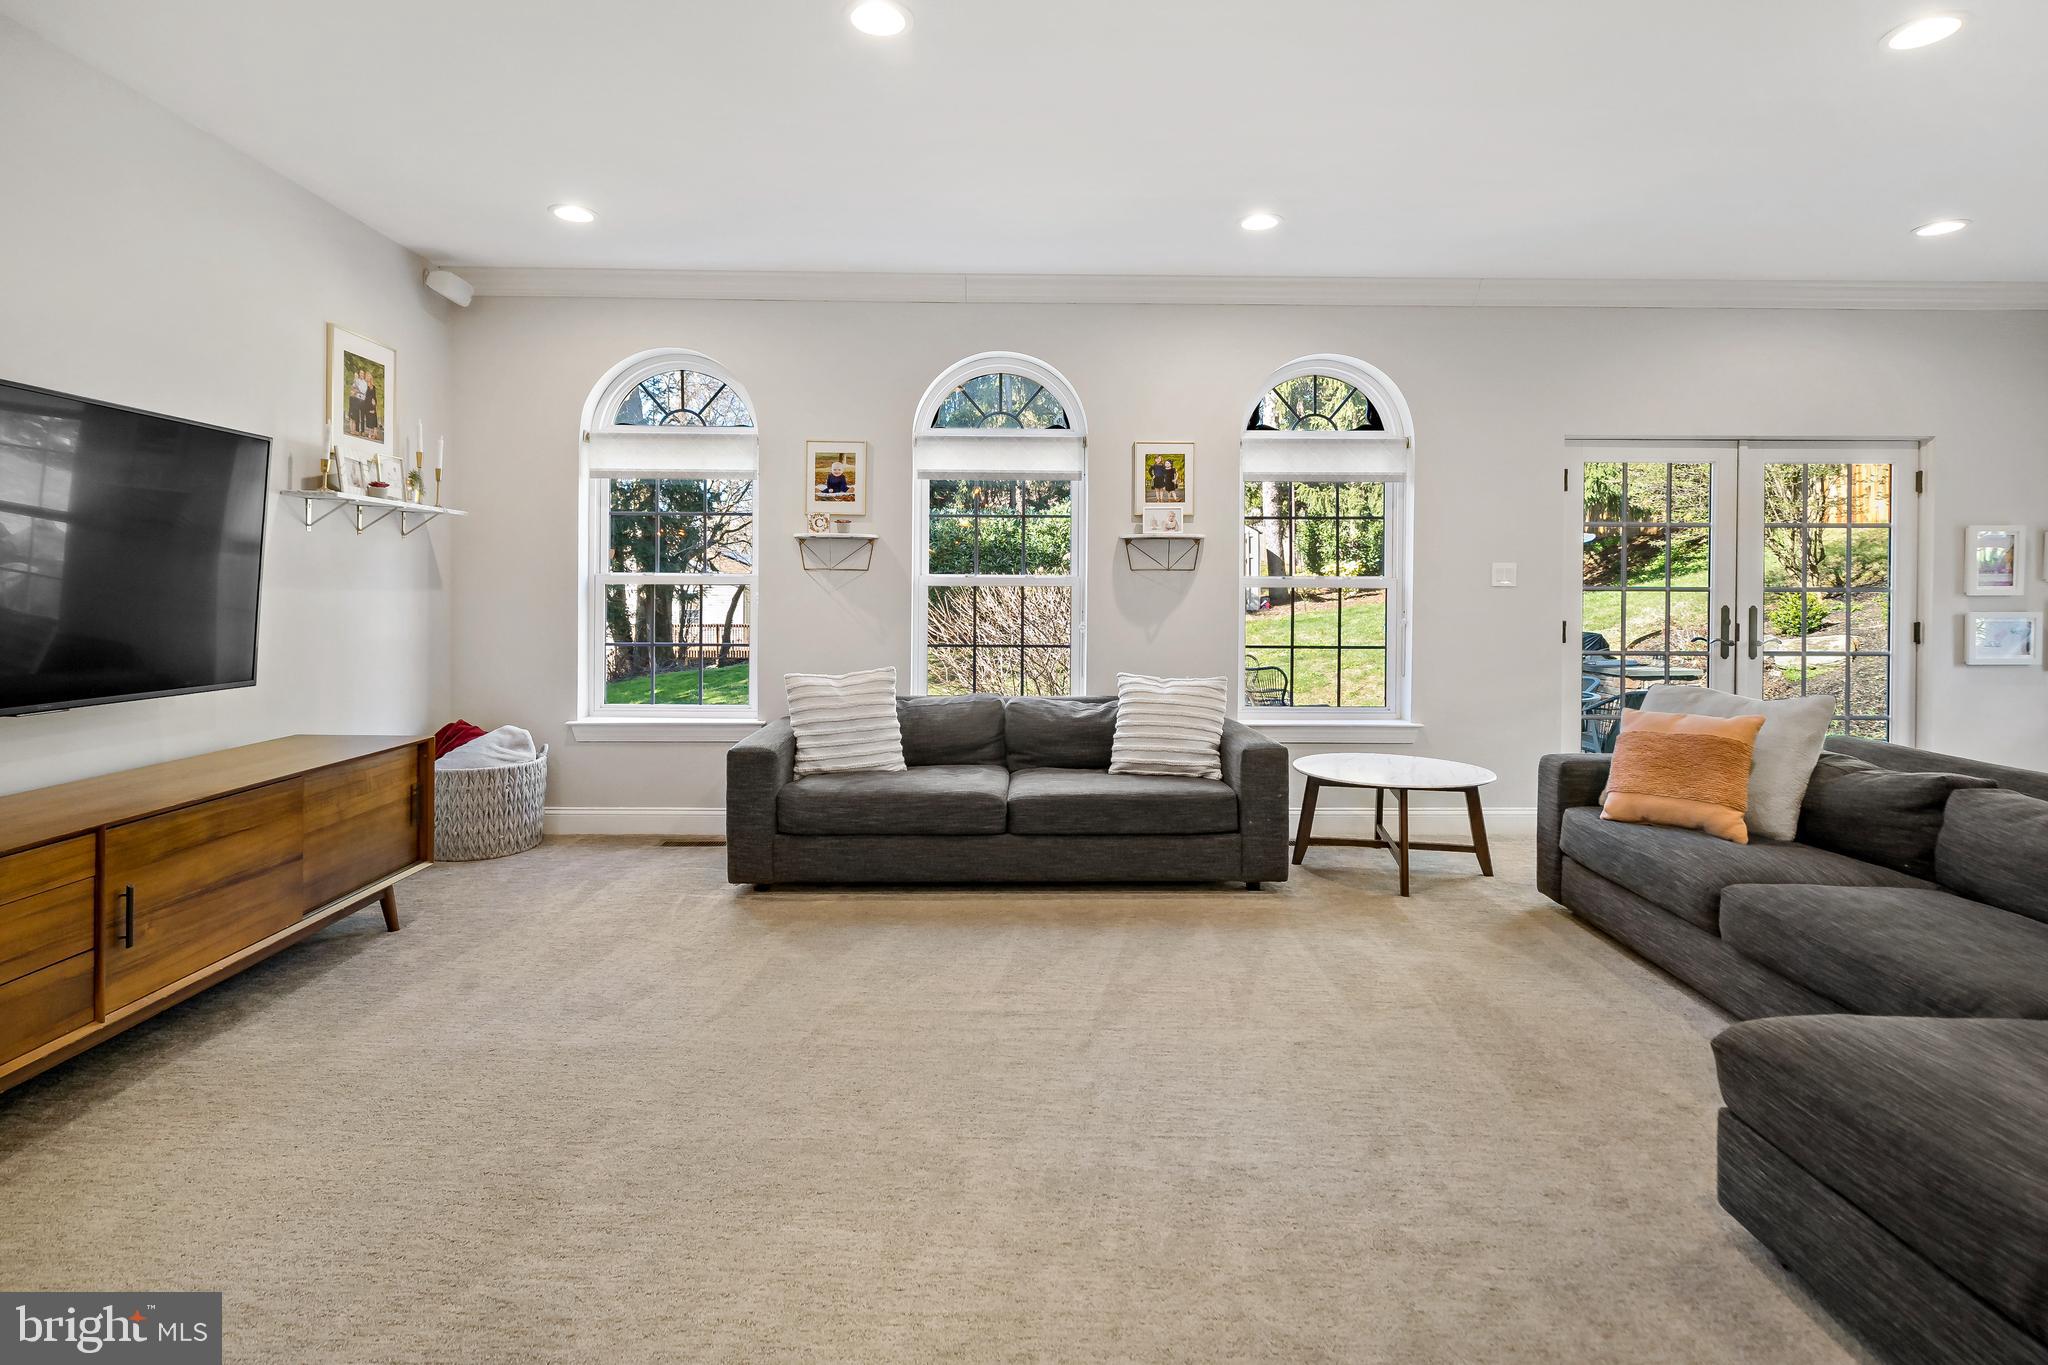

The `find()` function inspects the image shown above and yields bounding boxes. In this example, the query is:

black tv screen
[0,380,269,717]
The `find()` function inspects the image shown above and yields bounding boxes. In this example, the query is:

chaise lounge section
[726,694,1290,888]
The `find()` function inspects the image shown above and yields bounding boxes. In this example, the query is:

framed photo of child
[326,323,396,468]
[1134,442,1194,521]
[806,441,867,517]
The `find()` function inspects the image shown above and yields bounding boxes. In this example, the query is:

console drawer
[303,750,420,909]
[101,779,305,1013]
[0,952,93,1063]
[0,881,94,987]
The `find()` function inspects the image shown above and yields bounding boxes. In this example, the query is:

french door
[1566,440,1919,753]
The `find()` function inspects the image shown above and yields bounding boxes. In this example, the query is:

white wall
[0,19,455,795]
[449,293,2048,824]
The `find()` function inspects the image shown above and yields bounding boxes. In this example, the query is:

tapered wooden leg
[380,885,401,932]
[1292,777,1322,865]
[1465,787,1494,877]
[1396,788,1410,896]
[1375,786,1385,830]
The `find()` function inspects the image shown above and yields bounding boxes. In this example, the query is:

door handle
[1747,605,1761,660]
[1717,605,1736,660]
[120,885,135,948]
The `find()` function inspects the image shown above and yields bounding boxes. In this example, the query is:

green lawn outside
[605,662,750,706]
[1244,593,1386,707]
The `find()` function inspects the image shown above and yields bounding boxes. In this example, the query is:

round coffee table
[1291,754,1499,896]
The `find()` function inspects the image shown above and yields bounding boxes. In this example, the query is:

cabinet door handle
[121,885,135,948]
[1747,605,1761,661]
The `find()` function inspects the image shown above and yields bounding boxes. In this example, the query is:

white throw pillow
[784,667,906,778]
[1109,674,1229,780]
[1639,685,1834,841]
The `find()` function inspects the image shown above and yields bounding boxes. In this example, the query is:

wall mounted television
[0,379,270,717]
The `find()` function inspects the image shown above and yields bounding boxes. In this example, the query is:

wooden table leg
[1396,788,1410,896]
[1465,786,1494,877]
[380,885,402,932]
[1292,776,1322,865]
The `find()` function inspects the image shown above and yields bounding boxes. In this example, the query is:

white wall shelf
[794,533,877,572]
[1120,533,1203,572]
[281,489,469,536]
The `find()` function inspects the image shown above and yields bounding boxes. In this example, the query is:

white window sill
[1240,716,1424,745]
[568,716,763,743]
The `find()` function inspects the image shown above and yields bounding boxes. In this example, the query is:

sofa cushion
[897,694,1007,767]
[1006,767,1238,836]
[1557,806,1932,935]
[1797,752,1994,880]
[1937,788,2048,926]
[777,763,1008,836]
[1640,684,1834,841]
[1721,884,2048,1019]
[1004,695,1116,772]
[1714,1014,2048,1340]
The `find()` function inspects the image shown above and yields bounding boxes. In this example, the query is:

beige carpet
[0,837,1866,1363]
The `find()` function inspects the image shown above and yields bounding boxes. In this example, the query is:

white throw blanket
[436,724,538,770]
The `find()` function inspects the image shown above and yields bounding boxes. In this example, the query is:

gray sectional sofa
[726,694,1289,888]
[1538,734,2048,1365]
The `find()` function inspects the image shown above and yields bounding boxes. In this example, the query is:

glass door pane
[1737,444,1917,741]
[1572,444,1734,753]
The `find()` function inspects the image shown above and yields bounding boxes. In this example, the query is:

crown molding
[443,267,2048,311]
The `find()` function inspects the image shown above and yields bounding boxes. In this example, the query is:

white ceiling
[6,0,2044,282]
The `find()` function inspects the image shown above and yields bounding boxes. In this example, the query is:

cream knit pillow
[1109,674,1229,780]
[784,667,906,778]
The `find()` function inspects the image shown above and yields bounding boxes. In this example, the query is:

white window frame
[1238,354,1417,734]
[909,352,1088,696]
[573,348,761,734]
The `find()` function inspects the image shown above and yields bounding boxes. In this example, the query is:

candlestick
[434,466,443,508]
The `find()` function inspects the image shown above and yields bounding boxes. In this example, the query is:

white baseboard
[544,806,726,836]
[544,805,1537,838]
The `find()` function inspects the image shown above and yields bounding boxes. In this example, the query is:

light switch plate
[1491,562,1517,587]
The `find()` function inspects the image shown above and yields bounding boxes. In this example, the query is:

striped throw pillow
[784,667,907,778]
[1109,674,1229,780]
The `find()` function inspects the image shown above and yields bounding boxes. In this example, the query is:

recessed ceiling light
[849,0,910,36]
[1913,218,1970,236]
[1883,14,1964,49]
[1240,212,1282,232]
[550,203,596,224]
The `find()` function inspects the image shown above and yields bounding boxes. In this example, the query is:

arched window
[577,350,759,723]
[911,352,1087,696]
[1240,355,1413,719]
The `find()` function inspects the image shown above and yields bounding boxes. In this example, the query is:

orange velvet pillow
[1600,709,1766,843]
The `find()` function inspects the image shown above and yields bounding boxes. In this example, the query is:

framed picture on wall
[1134,442,1195,520]
[1965,524,2025,596]
[1965,612,2041,666]
[805,440,867,517]
[325,323,396,468]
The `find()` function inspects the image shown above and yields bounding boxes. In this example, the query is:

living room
[2,3,2045,1361]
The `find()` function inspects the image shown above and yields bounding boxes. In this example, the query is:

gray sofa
[726,694,1289,888]
[1538,734,2048,1365]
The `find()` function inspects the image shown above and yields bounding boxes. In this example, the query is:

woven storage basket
[434,746,547,861]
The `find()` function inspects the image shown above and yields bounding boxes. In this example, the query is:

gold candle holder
[434,466,443,507]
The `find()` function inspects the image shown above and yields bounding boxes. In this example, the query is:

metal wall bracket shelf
[280,490,469,536]
[1120,533,1203,572]
[795,533,877,572]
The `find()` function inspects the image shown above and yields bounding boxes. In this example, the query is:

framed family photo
[805,441,867,517]
[1965,524,2025,596]
[1134,442,1194,520]
[1965,612,2042,666]
[326,323,396,467]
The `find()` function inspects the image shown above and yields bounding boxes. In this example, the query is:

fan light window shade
[586,429,759,479]
[1240,434,1407,482]
[912,432,1085,481]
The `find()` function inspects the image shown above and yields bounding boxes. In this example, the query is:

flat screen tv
[0,380,270,717]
